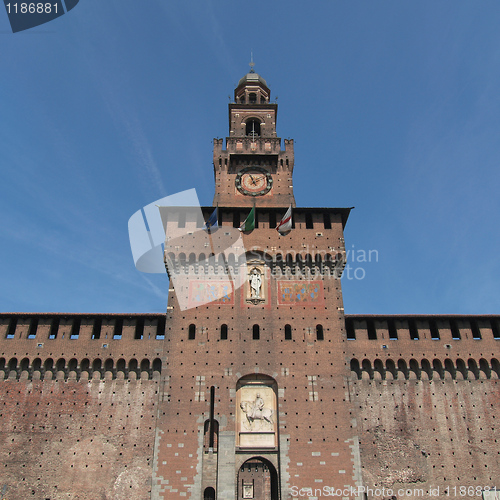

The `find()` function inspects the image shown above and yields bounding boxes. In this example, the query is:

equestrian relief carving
[240,393,274,431]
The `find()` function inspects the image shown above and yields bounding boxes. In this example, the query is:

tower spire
[249,51,255,73]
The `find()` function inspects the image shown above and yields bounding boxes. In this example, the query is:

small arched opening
[252,324,260,340]
[203,487,216,500]
[188,324,196,340]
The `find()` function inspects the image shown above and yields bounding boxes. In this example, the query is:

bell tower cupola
[213,63,295,208]
[234,62,271,106]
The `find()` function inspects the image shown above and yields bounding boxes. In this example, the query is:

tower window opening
[49,317,59,340]
[471,320,482,340]
[245,119,261,137]
[233,212,240,228]
[367,321,377,340]
[285,324,292,340]
[156,316,166,339]
[491,319,500,340]
[6,317,17,339]
[70,317,81,339]
[221,324,228,340]
[249,92,257,104]
[113,318,123,339]
[92,317,102,340]
[388,320,398,340]
[323,213,331,229]
[28,317,38,339]
[450,319,461,340]
[188,324,196,340]
[430,320,440,340]
[135,317,144,340]
[409,320,419,340]
[316,324,324,341]
[269,212,276,229]
[345,318,355,340]
[305,213,313,229]
[253,324,260,340]
[177,210,186,228]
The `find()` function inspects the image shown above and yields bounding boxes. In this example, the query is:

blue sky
[1,1,499,314]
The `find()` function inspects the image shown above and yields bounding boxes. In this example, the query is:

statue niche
[245,260,266,305]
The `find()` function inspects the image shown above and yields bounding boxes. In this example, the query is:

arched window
[152,358,162,377]
[285,324,292,340]
[316,324,324,341]
[220,324,228,340]
[188,324,196,340]
[253,324,260,340]
[350,359,361,379]
[248,93,257,104]
[246,119,261,136]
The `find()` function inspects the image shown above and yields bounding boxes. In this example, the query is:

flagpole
[207,205,217,256]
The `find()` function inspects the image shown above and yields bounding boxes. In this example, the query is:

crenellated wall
[345,315,500,500]
[0,313,166,500]
[1,313,499,499]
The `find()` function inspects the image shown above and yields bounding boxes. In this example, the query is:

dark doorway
[238,457,279,499]
[204,486,216,500]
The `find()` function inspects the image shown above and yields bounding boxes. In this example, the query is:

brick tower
[154,66,355,499]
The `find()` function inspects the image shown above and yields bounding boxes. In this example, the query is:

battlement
[0,313,166,382]
[345,314,500,381]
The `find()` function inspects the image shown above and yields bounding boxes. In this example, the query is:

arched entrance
[203,486,216,500]
[238,457,278,500]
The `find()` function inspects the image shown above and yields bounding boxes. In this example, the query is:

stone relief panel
[236,378,277,449]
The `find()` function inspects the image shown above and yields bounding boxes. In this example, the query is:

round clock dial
[235,167,273,196]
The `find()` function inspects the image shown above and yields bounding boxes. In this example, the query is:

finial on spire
[249,51,255,73]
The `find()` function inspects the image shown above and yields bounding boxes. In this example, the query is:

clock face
[235,167,273,196]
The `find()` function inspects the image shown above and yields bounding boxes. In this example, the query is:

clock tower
[213,65,296,208]
[155,67,355,500]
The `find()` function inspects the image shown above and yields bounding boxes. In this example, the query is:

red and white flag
[276,205,292,235]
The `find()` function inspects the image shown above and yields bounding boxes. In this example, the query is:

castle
[0,68,499,500]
